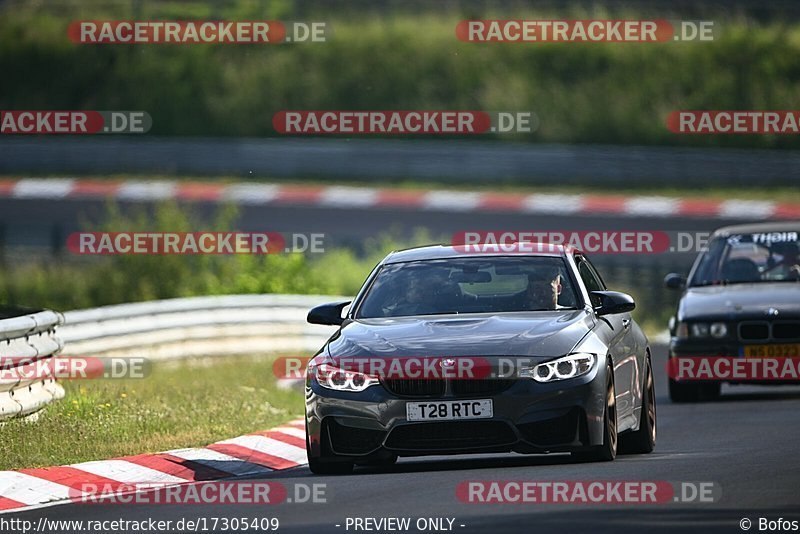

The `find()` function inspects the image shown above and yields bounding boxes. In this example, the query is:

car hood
[679,283,800,320]
[325,310,594,360]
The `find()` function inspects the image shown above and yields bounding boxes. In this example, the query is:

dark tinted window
[356,257,579,318]
[576,256,605,292]
[690,231,800,286]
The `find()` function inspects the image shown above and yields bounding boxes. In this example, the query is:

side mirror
[591,291,635,316]
[663,273,686,290]
[307,301,351,326]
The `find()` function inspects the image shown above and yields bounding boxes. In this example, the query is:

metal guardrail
[59,294,343,360]
[2,137,799,187]
[0,294,669,422]
[0,310,65,420]
[1,295,344,420]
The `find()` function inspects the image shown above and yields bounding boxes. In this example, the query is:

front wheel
[572,363,617,463]
[619,357,656,454]
[307,456,354,475]
[306,420,354,475]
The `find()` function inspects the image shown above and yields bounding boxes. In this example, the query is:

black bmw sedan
[304,243,656,474]
[665,222,800,402]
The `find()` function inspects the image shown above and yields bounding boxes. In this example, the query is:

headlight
[676,321,689,339]
[311,362,379,392]
[690,323,710,337]
[686,322,727,338]
[524,353,596,383]
[710,322,728,338]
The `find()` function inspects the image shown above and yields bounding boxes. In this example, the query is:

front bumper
[669,338,800,385]
[305,363,609,462]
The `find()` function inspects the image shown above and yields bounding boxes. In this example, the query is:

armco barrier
[0,309,65,420]
[1,294,668,422]
[1,294,344,420]
[2,137,799,187]
[59,294,343,360]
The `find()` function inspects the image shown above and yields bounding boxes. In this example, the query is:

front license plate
[742,344,800,358]
[406,399,493,421]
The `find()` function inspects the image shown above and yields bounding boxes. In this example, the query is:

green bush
[0,201,671,334]
[0,202,434,310]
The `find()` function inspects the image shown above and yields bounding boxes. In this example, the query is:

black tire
[668,378,721,403]
[306,420,354,475]
[703,382,721,400]
[572,362,617,462]
[619,357,656,454]
[307,457,354,475]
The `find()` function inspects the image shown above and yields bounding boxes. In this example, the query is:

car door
[575,255,637,420]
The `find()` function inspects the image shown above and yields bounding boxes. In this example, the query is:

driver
[765,241,800,280]
[391,272,447,315]
[524,266,562,310]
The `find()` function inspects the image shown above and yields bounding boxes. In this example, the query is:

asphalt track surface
[7,344,800,534]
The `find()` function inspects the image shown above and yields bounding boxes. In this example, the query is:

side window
[576,256,605,306]
[584,257,607,290]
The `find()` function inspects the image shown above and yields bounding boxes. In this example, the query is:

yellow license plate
[743,344,800,358]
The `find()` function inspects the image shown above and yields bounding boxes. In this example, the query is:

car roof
[383,243,573,264]
[713,221,800,236]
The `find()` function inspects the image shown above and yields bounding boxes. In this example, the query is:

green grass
[0,353,304,470]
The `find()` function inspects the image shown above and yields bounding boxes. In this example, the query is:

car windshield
[356,256,580,318]
[689,230,800,287]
